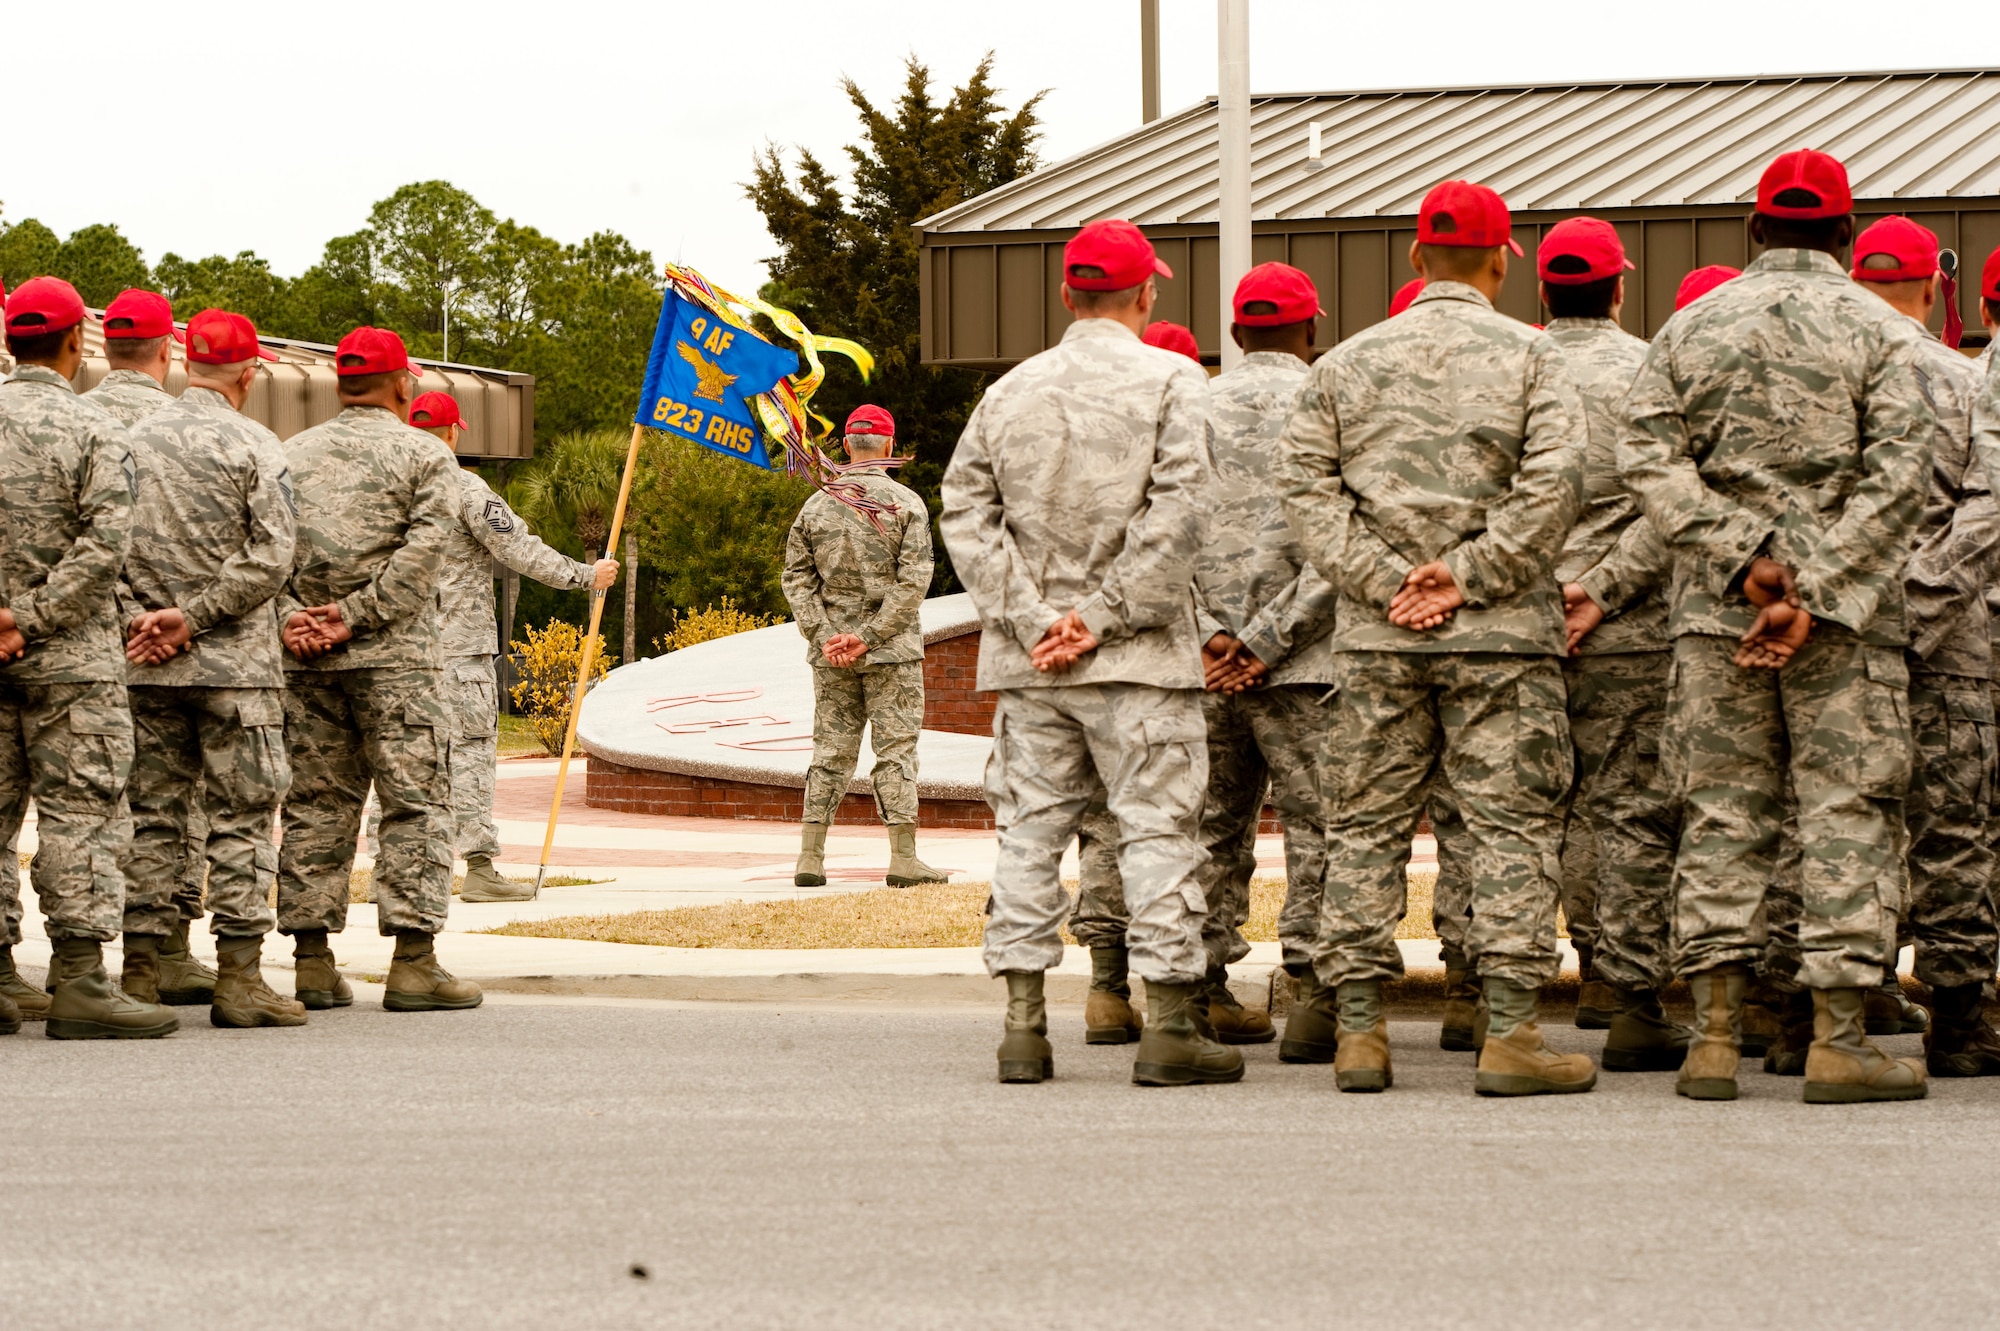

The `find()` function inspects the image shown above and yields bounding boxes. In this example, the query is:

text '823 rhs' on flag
[634,290,801,469]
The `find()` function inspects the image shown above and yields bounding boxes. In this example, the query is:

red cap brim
[1507,239,1525,257]
[1153,257,1173,281]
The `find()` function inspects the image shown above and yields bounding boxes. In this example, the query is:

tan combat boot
[292,929,353,1010]
[1602,985,1690,1073]
[1205,965,1275,1045]
[1279,968,1340,1064]
[1439,953,1479,1052]
[120,933,164,1004]
[1132,980,1244,1086]
[210,936,308,1029]
[1864,974,1928,1036]
[1925,983,2000,1077]
[1762,988,1814,1076]
[885,824,947,887]
[997,970,1053,1083]
[1474,980,1596,1096]
[1804,987,1927,1103]
[459,855,533,903]
[157,917,218,1005]
[1739,975,1783,1059]
[1574,944,1615,1031]
[794,822,828,887]
[1332,979,1392,1092]
[45,936,179,1040]
[1676,965,1745,1100]
[0,944,50,1021]
[383,931,483,1011]
[1083,946,1142,1045]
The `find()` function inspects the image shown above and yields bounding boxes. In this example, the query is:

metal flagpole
[533,421,645,897]
[1216,0,1252,370]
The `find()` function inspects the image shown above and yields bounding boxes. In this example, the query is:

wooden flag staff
[533,421,645,898]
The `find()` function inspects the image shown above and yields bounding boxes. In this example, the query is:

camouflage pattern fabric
[1663,631,1908,989]
[1068,799,1126,948]
[801,660,923,825]
[1564,651,1676,990]
[0,678,133,941]
[1901,327,1997,677]
[1426,776,1473,961]
[1904,672,1997,986]
[179,803,209,917]
[1314,651,1571,991]
[1556,812,1600,962]
[0,365,136,684]
[982,683,1208,984]
[82,368,174,428]
[277,667,451,937]
[447,657,502,859]
[439,460,594,660]
[1617,248,1931,647]
[1757,787,1807,994]
[279,404,454,673]
[121,686,286,938]
[784,470,933,667]
[941,317,1211,692]
[1279,280,1587,656]
[1194,350,1337,685]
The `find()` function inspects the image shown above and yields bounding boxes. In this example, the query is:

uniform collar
[1060,317,1142,344]
[180,385,235,411]
[1409,280,1493,311]
[6,364,75,392]
[1745,248,1848,278]
[100,368,168,392]
[1545,317,1624,334]
[1237,349,1306,369]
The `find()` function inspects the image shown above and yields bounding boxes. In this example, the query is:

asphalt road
[1,992,1994,1329]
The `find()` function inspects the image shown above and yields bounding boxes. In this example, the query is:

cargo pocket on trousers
[1858,650,1913,801]
[1943,689,1994,816]
[1508,672,1571,810]
[404,698,451,802]
[253,840,279,904]
[236,693,292,803]
[67,700,134,799]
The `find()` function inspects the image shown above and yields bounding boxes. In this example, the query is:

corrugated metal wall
[921,199,2000,370]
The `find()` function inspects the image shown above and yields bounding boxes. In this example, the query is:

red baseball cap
[1418,181,1523,256]
[1756,149,1852,219]
[4,276,87,336]
[409,391,466,429]
[1983,247,2000,301]
[1388,278,1425,318]
[1232,262,1323,327]
[1537,217,1633,285]
[1064,219,1172,292]
[1674,265,1741,311]
[185,309,277,364]
[844,404,894,436]
[1850,216,1938,282]
[334,325,421,377]
[1140,321,1201,362]
[103,288,184,343]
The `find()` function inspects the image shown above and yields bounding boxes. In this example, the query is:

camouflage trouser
[1666,631,1907,990]
[1557,811,1600,958]
[278,668,453,937]
[802,661,922,825]
[0,678,133,943]
[447,656,502,860]
[982,684,1209,984]
[181,800,210,918]
[120,686,288,939]
[1564,651,1676,991]
[1904,668,1997,987]
[1316,651,1569,991]
[1426,772,1474,961]
[1062,685,1328,970]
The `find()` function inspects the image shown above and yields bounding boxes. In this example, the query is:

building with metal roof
[918,68,2000,367]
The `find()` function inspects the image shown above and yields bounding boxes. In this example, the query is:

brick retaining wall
[585,756,995,829]
[920,632,995,735]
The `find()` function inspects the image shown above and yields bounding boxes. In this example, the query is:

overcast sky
[7,1,1992,298]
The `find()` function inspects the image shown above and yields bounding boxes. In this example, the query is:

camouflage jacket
[278,405,454,672]
[941,317,1210,690]
[440,456,594,660]
[117,386,295,689]
[82,368,175,428]
[1279,280,1586,656]
[0,365,134,684]
[783,469,933,666]
[1969,345,2000,663]
[1546,318,1665,655]
[1193,350,1336,685]
[1619,249,1931,646]
[1900,323,1995,679]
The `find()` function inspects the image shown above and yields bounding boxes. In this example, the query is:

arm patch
[483,499,515,534]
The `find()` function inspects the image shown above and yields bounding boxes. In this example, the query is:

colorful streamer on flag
[658,263,901,528]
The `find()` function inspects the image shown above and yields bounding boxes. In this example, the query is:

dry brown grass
[485,867,1452,950]
[344,869,604,904]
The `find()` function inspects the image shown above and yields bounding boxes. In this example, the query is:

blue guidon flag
[634,290,800,468]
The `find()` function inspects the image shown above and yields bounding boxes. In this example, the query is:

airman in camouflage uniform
[116,308,304,1028]
[942,218,1237,1087]
[407,392,613,904]
[1617,151,1931,1103]
[783,405,944,889]
[1280,180,1593,1096]
[276,326,478,1013]
[1536,217,1684,1073]
[0,277,176,1039]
